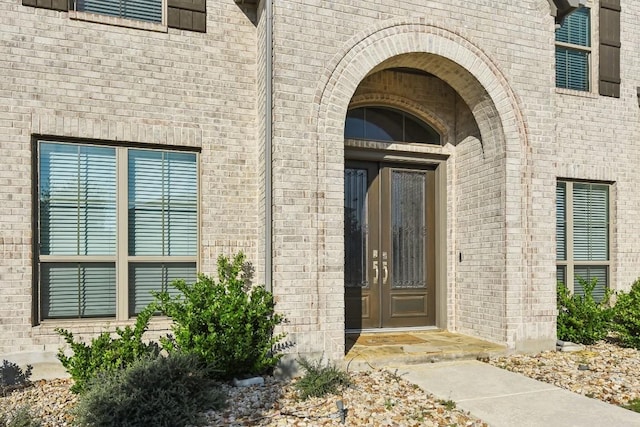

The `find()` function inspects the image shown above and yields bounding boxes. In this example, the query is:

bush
[612,278,640,349]
[557,278,613,345]
[294,357,351,400]
[73,352,225,427]
[154,252,285,379]
[56,304,160,394]
[0,406,41,427]
[0,360,32,396]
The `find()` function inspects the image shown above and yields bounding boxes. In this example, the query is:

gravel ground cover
[5,340,637,426]
[488,340,640,407]
[1,369,486,426]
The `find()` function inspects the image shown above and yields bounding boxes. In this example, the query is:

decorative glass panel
[391,170,426,289]
[41,263,116,318]
[345,107,440,145]
[128,150,197,256]
[344,168,368,288]
[76,0,162,23]
[574,266,607,302]
[573,183,608,261]
[39,143,116,256]
[556,182,566,261]
[129,262,196,315]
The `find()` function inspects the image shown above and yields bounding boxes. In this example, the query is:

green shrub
[612,278,640,349]
[294,357,351,400]
[0,406,41,427]
[154,252,285,379]
[557,278,613,345]
[56,304,160,394]
[0,360,32,396]
[74,352,225,427]
[623,398,640,413]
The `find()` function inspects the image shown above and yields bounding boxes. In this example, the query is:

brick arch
[310,19,533,347]
[313,20,528,156]
[347,93,452,145]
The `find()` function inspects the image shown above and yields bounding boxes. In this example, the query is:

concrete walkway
[392,360,640,427]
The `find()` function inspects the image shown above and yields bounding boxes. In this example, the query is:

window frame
[32,136,200,323]
[555,6,593,92]
[70,0,169,32]
[556,180,612,297]
[344,106,442,146]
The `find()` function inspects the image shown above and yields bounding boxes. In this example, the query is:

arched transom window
[345,106,440,145]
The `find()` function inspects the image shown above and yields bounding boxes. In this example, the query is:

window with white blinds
[75,0,163,23]
[555,7,591,91]
[37,140,198,321]
[556,181,610,301]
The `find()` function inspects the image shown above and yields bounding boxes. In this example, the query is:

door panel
[345,161,436,329]
[344,162,379,329]
[382,166,435,327]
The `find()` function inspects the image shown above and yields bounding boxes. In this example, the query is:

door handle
[373,260,379,282]
[382,261,388,285]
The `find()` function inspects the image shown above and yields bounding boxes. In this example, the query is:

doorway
[345,160,436,329]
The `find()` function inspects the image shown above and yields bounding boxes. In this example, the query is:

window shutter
[573,183,608,261]
[556,182,566,261]
[599,0,621,98]
[167,0,206,32]
[76,0,162,23]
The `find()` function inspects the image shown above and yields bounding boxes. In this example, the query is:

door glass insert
[391,170,426,289]
[344,168,368,288]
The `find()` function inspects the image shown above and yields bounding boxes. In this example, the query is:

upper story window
[554,1,621,98]
[345,107,440,145]
[76,0,163,24]
[555,7,591,91]
[22,0,206,32]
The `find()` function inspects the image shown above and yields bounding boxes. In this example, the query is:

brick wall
[0,0,259,356]
[5,0,640,361]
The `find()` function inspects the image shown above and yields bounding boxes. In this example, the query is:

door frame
[345,146,449,331]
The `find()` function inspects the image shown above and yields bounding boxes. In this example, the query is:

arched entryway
[309,20,552,356]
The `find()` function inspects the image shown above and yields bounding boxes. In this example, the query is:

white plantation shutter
[39,143,117,319]
[128,150,197,256]
[41,263,116,318]
[573,183,608,261]
[37,141,198,321]
[40,143,116,256]
[76,0,162,23]
[556,182,566,261]
[127,150,197,314]
[555,7,590,91]
[574,266,608,302]
[128,263,196,314]
[557,180,609,300]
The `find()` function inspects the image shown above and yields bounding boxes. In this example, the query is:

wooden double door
[345,160,436,329]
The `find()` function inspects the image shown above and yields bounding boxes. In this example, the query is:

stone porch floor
[344,330,507,369]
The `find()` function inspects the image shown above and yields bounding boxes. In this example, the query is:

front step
[344,330,507,370]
